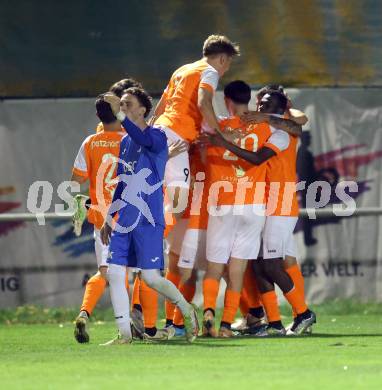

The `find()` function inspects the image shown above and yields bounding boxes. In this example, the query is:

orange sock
[239,291,249,317]
[80,274,107,315]
[284,287,308,315]
[203,278,220,312]
[261,290,281,322]
[165,270,181,320]
[285,264,305,317]
[243,264,262,309]
[221,289,241,324]
[132,277,140,308]
[173,282,196,326]
[140,280,158,328]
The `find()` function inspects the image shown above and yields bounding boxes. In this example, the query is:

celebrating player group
[70,34,316,346]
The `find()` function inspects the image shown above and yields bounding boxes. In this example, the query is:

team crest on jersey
[233,165,245,178]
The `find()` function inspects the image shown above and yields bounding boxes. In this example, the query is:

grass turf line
[1,309,382,389]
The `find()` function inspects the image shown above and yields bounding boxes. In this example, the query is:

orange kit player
[71,94,126,343]
[152,34,240,301]
[165,146,209,335]
[235,84,310,335]
[208,90,316,336]
[201,80,271,337]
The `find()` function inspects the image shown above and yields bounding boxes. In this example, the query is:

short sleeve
[264,127,290,154]
[199,66,219,93]
[72,137,89,177]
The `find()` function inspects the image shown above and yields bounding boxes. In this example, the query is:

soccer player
[153,34,240,320]
[153,34,240,220]
[100,88,199,345]
[71,94,126,343]
[201,80,272,337]
[242,85,310,334]
[167,146,209,336]
[207,90,316,336]
[96,78,143,133]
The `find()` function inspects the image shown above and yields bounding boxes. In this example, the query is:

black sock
[298,309,311,320]
[133,304,142,312]
[220,321,231,330]
[174,324,185,329]
[269,320,283,330]
[165,319,173,327]
[249,306,265,318]
[145,327,157,336]
[203,308,215,316]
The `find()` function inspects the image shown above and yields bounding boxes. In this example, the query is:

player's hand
[199,132,227,147]
[104,93,121,116]
[220,126,245,143]
[168,140,188,158]
[100,222,112,246]
[241,111,268,124]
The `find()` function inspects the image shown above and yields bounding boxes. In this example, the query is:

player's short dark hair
[95,93,117,124]
[224,80,251,104]
[203,35,240,57]
[256,84,285,100]
[264,91,288,114]
[123,87,153,118]
[109,78,143,98]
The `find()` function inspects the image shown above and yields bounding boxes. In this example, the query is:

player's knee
[140,269,161,289]
[262,259,282,279]
[107,264,125,285]
[284,256,297,269]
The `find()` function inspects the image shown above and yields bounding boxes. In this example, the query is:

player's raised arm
[104,90,167,153]
[242,111,303,137]
[208,131,276,165]
[197,87,221,133]
[288,108,308,126]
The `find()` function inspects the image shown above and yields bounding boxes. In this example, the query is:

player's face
[120,94,145,121]
[258,93,275,113]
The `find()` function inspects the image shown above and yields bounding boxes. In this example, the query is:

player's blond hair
[203,35,240,57]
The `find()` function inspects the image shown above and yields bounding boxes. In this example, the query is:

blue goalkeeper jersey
[109,116,168,231]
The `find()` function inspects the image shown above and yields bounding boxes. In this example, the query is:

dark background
[1,0,382,97]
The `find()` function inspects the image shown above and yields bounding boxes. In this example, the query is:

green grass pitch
[1,304,382,390]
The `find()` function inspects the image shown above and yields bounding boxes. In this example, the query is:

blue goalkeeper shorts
[107,223,164,270]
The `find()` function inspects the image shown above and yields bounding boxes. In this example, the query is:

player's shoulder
[218,115,241,127]
[80,132,96,146]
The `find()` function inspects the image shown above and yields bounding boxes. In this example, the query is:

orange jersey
[206,117,272,206]
[264,124,299,217]
[185,150,209,230]
[72,130,125,229]
[155,59,219,142]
